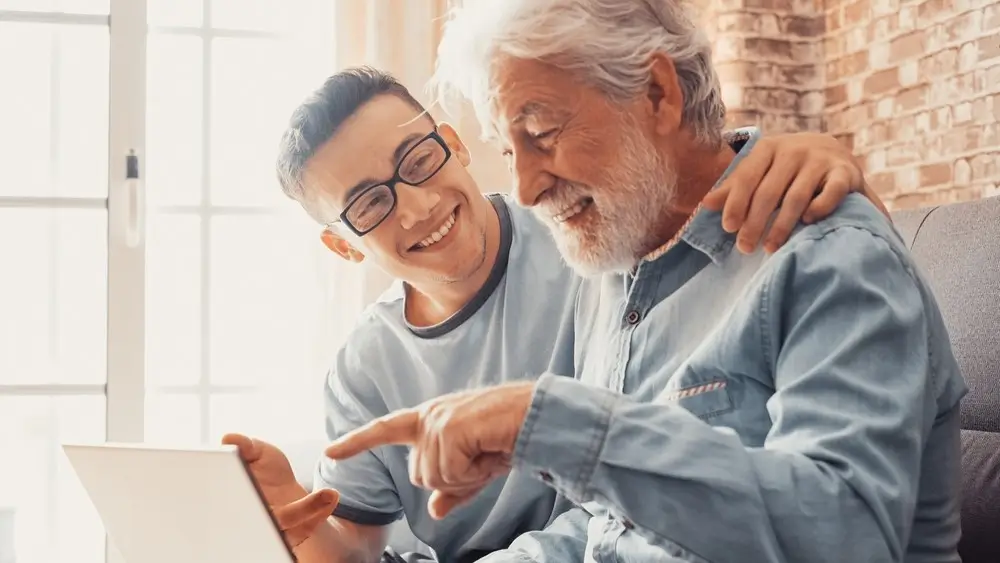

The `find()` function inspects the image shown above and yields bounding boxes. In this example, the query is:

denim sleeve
[475,506,590,563]
[512,226,935,563]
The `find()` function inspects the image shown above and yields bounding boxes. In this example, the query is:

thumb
[274,489,340,530]
[428,489,477,520]
[222,433,261,463]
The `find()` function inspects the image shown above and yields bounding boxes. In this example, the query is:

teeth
[416,212,457,249]
[552,199,591,223]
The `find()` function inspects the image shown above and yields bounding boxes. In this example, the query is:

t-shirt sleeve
[314,345,403,526]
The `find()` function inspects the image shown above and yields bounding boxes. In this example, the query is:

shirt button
[625,310,641,325]
[539,471,553,483]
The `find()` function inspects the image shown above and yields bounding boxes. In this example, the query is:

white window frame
[0,5,143,562]
[1,3,334,560]
[108,2,148,561]
[0,3,146,435]
[105,0,147,452]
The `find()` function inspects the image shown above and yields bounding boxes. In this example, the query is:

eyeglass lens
[344,135,448,233]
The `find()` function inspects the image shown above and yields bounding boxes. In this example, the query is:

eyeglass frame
[324,129,453,237]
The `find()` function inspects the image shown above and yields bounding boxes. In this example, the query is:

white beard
[536,119,678,276]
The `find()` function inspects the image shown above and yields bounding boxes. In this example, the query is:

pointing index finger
[325,410,420,460]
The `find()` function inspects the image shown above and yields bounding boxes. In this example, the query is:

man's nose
[395,183,441,230]
[510,151,553,208]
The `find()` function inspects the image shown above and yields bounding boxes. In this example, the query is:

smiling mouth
[552,197,594,223]
[412,209,458,250]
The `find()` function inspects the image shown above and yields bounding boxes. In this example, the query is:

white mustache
[536,183,591,219]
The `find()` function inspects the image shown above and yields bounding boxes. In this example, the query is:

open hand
[222,433,340,548]
[324,382,536,520]
[703,131,890,254]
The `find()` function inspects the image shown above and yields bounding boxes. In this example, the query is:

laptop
[62,443,295,563]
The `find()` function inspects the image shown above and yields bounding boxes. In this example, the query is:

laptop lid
[62,443,294,563]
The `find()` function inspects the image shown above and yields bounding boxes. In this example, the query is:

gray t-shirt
[315,194,580,561]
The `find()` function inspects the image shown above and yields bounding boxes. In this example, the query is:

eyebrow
[342,132,426,205]
[511,101,554,125]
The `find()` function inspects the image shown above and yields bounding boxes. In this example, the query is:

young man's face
[303,94,493,286]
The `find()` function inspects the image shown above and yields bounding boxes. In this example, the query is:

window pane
[211,390,325,444]
[144,392,202,445]
[0,396,106,563]
[146,213,202,385]
[209,38,289,207]
[58,25,110,199]
[211,0,291,32]
[146,33,203,207]
[0,22,109,198]
[148,0,202,27]
[0,0,108,14]
[209,37,330,207]
[0,209,107,384]
[208,214,326,386]
[210,0,331,33]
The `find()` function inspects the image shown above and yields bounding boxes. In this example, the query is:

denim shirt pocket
[659,377,734,420]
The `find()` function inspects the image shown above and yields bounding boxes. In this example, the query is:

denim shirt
[486,134,968,563]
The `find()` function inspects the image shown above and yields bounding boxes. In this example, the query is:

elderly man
[325,1,968,562]
[227,64,889,563]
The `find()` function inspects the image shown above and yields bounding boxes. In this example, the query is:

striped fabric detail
[641,129,752,264]
[642,203,703,263]
[660,380,727,402]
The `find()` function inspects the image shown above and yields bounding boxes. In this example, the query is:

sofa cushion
[899,196,1000,433]
[959,430,1000,562]
[891,195,1000,563]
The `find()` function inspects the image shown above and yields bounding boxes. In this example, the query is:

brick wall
[706,0,827,134]
[708,0,1000,209]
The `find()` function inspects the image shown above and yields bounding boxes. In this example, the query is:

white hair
[430,0,727,147]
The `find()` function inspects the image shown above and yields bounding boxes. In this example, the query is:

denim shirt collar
[672,127,761,266]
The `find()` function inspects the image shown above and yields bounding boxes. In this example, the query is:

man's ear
[320,229,365,263]
[437,122,472,167]
[645,52,684,137]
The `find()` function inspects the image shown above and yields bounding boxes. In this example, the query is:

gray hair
[431,0,726,147]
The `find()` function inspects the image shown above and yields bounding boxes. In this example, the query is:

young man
[226,67,887,563]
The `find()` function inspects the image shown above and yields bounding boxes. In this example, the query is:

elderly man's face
[492,57,678,275]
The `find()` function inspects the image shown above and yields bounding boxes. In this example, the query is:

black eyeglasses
[328,130,452,237]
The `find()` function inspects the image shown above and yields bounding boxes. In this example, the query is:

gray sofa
[893,194,1000,563]
[290,195,1000,561]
